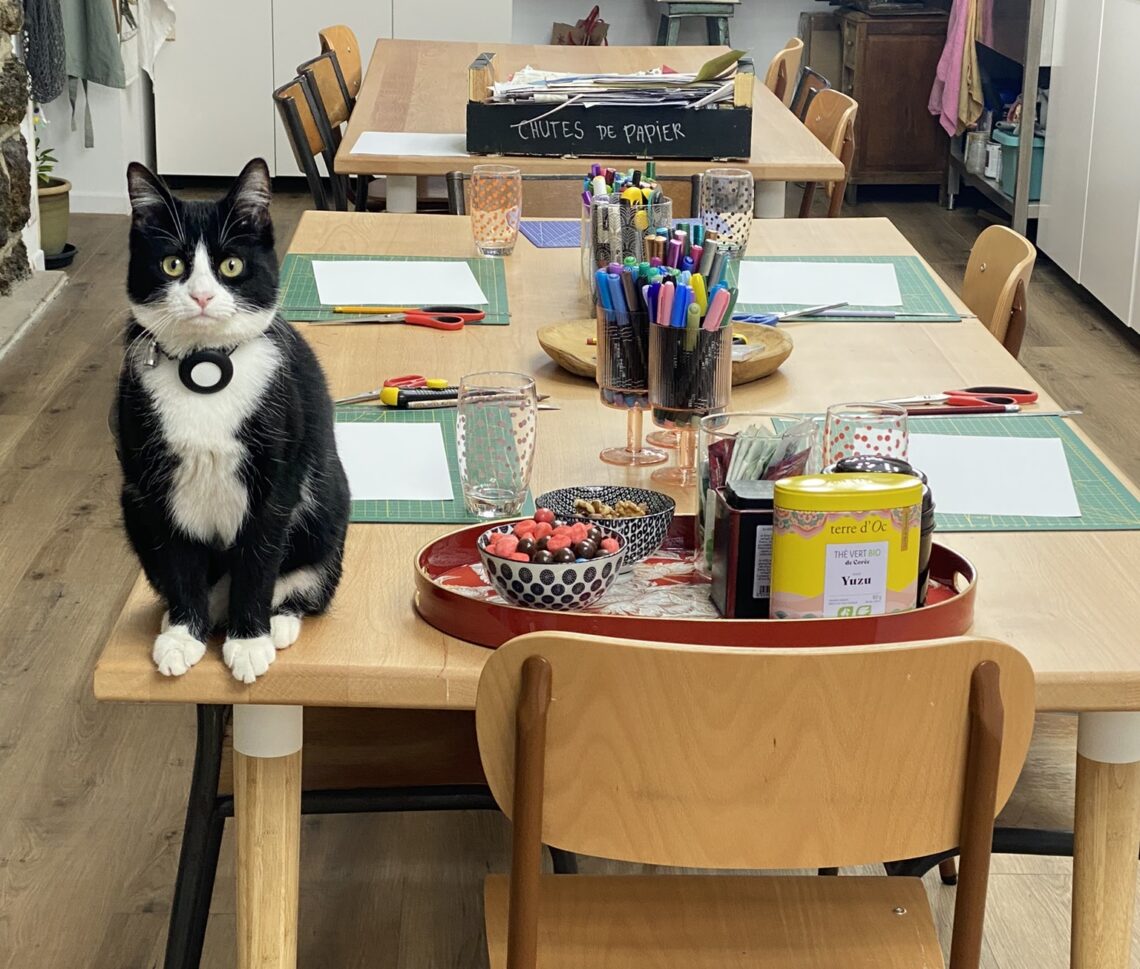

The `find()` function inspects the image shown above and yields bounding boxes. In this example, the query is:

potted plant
[35,137,71,259]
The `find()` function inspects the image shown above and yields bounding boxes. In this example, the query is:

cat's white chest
[140,337,281,546]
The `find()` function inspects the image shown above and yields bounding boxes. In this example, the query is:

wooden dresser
[837,10,949,198]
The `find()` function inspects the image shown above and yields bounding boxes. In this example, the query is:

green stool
[655,0,737,46]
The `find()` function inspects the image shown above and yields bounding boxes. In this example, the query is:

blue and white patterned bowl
[477,523,626,611]
[535,486,676,565]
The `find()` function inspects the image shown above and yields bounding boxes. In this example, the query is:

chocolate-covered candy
[535,536,549,551]
[532,549,554,564]
[553,548,576,564]
[573,540,597,559]
[586,526,603,542]
[516,538,535,555]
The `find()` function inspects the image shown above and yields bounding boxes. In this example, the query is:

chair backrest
[799,88,857,217]
[962,225,1037,357]
[790,65,831,121]
[476,633,1035,870]
[298,51,352,132]
[446,172,702,219]
[272,77,344,211]
[319,24,362,102]
[764,37,804,107]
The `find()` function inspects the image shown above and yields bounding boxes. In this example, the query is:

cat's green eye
[219,256,244,278]
[161,255,184,277]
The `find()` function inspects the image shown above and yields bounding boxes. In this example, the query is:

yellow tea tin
[770,473,923,619]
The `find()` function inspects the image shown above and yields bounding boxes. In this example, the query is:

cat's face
[126,159,278,354]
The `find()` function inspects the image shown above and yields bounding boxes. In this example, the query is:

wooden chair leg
[799,183,817,218]
[939,857,959,885]
[164,705,228,969]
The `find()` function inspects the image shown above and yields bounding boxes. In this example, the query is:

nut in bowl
[535,486,676,567]
[477,516,626,611]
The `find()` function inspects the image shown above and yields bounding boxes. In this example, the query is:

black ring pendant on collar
[178,348,235,394]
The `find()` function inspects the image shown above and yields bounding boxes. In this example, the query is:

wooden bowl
[537,318,793,386]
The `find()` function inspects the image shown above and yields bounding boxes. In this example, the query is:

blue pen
[595,270,613,312]
[648,281,661,324]
[607,273,627,315]
[679,270,691,286]
[682,256,694,273]
[641,284,651,322]
[671,284,687,327]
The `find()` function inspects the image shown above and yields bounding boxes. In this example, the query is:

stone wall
[0,0,30,294]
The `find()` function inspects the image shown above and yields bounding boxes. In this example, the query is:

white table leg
[385,175,418,213]
[1072,712,1140,969]
[233,705,303,969]
[754,181,787,219]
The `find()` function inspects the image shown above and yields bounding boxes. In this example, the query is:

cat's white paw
[223,635,277,684]
[153,625,206,677]
[270,614,302,650]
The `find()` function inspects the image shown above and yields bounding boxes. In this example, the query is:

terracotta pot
[37,176,71,257]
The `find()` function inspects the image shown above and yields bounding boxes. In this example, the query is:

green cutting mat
[280,254,510,324]
[911,416,1140,532]
[731,255,961,322]
[335,406,534,524]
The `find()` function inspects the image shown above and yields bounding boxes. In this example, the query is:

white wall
[511,0,809,57]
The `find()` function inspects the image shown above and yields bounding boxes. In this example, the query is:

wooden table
[336,40,844,216]
[95,215,1140,969]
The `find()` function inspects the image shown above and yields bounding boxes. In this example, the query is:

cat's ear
[126,162,174,223]
[225,158,272,229]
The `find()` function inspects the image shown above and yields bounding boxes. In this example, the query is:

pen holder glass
[596,305,666,466]
[695,411,815,577]
[648,323,733,486]
[581,196,673,301]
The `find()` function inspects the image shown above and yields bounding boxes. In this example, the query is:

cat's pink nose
[191,293,213,310]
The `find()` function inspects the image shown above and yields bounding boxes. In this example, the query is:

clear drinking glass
[648,323,734,487]
[695,411,813,575]
[456,371,537,517]
[823,402,909,467]
[470,164,522,257]
[699,167,755,251]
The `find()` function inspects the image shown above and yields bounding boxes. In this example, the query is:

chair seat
[485,874,942,968]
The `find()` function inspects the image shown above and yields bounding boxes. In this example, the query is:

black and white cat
[114,158,350,684]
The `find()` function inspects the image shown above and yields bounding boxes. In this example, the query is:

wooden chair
[272,76,346,211]
[962,225,1037,358]
[789,65,831,121]
[798,88,857,219]
[446,172,702,219]
[764,37,804,107]
[297,52,373,212]
[476,633,1035,969]
[319,23,362,103]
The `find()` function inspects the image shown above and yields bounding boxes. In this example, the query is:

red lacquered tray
[414,516,976,649]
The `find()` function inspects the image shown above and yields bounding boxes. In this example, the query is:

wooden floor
[0,189,1138,969]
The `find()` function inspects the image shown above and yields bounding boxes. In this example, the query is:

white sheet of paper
[350,131,468,156]
[908,434,1081,517]
[312,260,488,307]
[333,423,454,502]
[738,261,903,307]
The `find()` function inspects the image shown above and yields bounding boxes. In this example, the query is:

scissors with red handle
[383,375,453,390]
[308,306,485,330]
[883,386,1039,408]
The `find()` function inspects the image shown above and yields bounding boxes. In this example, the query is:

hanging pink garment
[929,0,971,136]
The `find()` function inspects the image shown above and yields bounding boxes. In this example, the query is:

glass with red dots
[823,402,909,467]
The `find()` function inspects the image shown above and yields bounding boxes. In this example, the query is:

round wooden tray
[537,319,794,385]
[414,515,976,649]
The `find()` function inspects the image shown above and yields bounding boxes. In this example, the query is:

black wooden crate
[465,102,752,160]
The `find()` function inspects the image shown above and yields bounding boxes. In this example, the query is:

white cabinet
[1035,0,1101,281]
[1074,0,1140,324]
[154,0,275,176]
[271,0,393,177]
[1038,0,1140,329]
